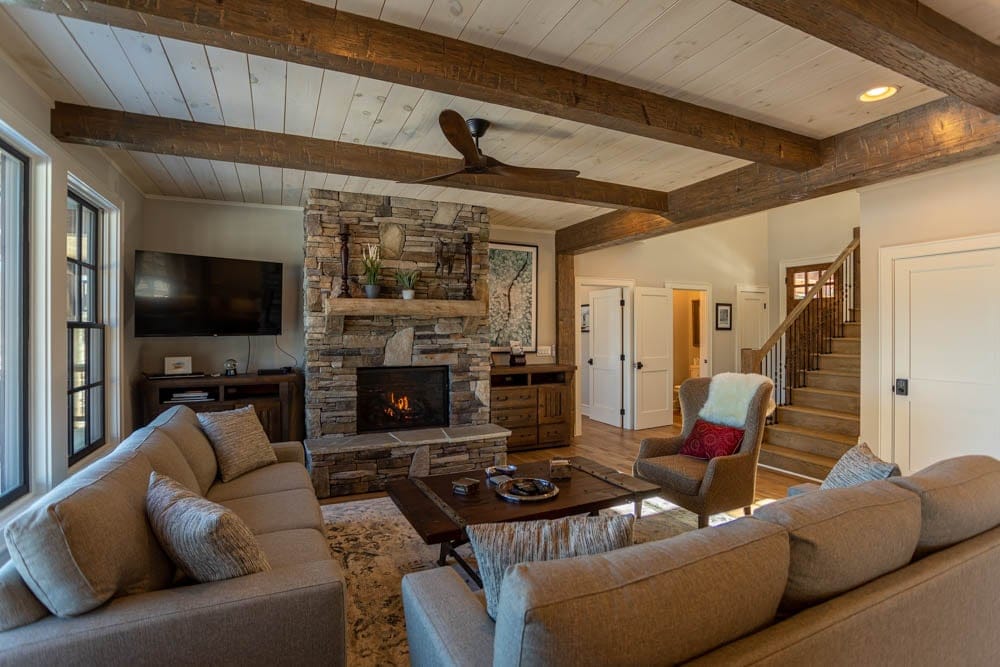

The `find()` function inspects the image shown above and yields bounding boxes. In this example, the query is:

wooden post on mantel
[556,253,576,437]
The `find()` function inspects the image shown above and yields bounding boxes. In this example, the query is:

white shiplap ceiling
[0,0,979,229]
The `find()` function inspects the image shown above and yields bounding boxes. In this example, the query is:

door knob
[636,361,644,370]
[587,358,593,365]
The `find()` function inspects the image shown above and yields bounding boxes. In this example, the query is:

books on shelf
[165,390,212,404]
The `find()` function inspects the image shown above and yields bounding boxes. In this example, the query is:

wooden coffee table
[386,456,659,585]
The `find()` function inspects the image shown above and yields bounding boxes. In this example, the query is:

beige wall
[488,226,556,364]
[767,192,860,326]
[858,156,1000,456]
[134,198,304,379]
[575,213,770,374]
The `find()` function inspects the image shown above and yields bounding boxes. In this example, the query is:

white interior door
[737,288,770,364]
[589,288,624,427]
[892,248,1000,473]
[634,288,673,430]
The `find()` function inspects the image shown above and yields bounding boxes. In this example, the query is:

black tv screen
[134,250,282,337]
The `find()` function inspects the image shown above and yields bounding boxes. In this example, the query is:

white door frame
[877,231,1000,464]
[575,276,635,436]
[735,284,770,370]
[663,281,714,378]
[777,255,838,322]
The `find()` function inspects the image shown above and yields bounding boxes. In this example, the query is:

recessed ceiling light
[859,86,898,102]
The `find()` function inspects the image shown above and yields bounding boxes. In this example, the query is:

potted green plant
[361,244,382,298]
[395,268,420,300]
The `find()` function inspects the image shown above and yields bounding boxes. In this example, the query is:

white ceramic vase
[401,289,415,300]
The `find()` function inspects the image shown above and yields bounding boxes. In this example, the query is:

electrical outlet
[536,345,553,357]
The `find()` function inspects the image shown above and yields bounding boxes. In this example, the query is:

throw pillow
[820,443,900,490]
[196,405,277,482]
[146,472,271,582]
[0,561,49,631]
[466,514,635,620]
[680,419,745,460]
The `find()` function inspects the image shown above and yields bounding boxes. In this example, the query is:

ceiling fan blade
[439,110,482,166]
[487,162,580,180]
[400,168,469,185]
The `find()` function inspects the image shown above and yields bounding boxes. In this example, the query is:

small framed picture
[715,303,733,331]
[580,304,591,332]
[164,356,193,375]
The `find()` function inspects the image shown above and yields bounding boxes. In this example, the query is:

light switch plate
[536,345,553,357]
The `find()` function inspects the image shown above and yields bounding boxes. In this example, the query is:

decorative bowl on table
[495,477,559,503]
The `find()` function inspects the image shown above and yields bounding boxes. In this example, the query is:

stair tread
[807,369,860,378]
[832,336,861,342]
[762,444,839,466]
[792,387,859,399]
[766,423,857,445]
[819,352,860,359]
[778,405,860,421]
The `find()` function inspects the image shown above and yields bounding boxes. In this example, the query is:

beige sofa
[402,455,1000,666]
[0,406,344,666]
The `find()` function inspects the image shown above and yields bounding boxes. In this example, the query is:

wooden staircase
[742,228,861,481]
[759,320,860,479]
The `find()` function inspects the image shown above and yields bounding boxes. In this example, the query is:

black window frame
[66,191,105,465]
[0,137,29,510]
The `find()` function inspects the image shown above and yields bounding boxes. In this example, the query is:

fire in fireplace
[356,366,449,433]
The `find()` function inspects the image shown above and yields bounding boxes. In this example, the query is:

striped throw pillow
[146,472,270,582]
[467,514,635,620]
[821,443,900,489]
[197,405,277,482]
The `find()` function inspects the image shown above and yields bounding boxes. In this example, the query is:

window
[67,192,105,463]
[789,266,835,300]
[0,140,28,509]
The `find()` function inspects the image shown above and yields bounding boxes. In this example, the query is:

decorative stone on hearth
[379,221,405,259]
[383,328,414,366]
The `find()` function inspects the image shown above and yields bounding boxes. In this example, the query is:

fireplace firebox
[356,366,449,433]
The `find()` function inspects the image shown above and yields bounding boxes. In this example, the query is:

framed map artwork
[488,242,538,351]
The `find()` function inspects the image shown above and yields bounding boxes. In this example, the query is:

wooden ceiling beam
[12,0,822,171]
[731,0,1000,114]
[556,97,1000,254]
[50,102,671,212]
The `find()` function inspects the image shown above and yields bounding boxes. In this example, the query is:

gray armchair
[633,377,773,528]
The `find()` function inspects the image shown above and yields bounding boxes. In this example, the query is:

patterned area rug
[322,496,745,666]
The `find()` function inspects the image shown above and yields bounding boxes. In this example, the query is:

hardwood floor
[509,417,800,501]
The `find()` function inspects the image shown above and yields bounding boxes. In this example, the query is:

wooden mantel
[324,298,486,318]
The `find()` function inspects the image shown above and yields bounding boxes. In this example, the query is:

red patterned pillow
[679,419,745,460]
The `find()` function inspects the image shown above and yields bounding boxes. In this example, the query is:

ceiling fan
[403,110,580,185]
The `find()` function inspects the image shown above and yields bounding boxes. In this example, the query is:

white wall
[0,47,144,523]
[767,192,860,325]
[135,198,304,377]
[575,213,770,374]
[858,156,1000,454]
[488,226,556,363]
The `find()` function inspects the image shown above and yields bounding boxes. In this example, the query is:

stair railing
[741,227,860,416]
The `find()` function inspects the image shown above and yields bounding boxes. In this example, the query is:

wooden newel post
[740,348,757,374]
[462,232,474,300]
[338,223,351,298]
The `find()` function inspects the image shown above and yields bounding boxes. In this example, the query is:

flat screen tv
[134,250,282,337]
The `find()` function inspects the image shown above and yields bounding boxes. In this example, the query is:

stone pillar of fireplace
[303,190,491,439]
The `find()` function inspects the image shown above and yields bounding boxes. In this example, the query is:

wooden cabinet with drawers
[490,364,575,452]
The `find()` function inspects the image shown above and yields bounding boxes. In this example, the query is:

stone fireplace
[356,366,449,433]
[301,190,506,497]
[302,189,492,438]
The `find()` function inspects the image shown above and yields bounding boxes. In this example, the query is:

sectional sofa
[0,406,345,666]
[403,455,1000,666]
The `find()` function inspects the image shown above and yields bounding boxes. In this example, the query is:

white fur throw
[697,373,775,428]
